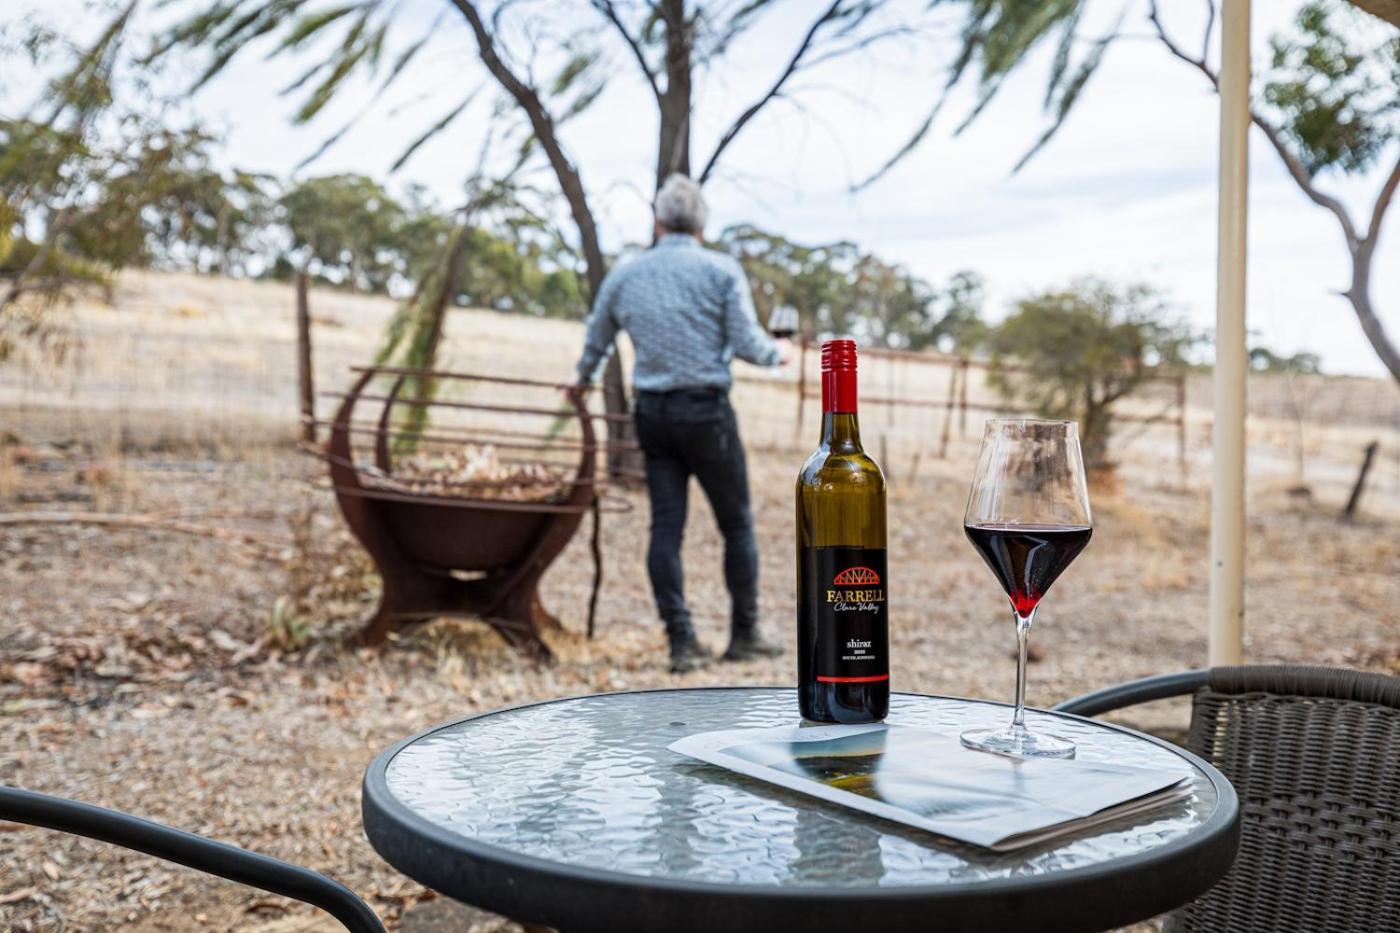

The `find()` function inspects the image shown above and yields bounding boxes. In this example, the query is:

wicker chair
[0,785,384,932]
[1055,665,1400,933]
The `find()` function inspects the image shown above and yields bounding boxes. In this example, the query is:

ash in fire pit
[362,444,569,503]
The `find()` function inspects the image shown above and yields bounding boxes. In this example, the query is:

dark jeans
[633,388,759,641]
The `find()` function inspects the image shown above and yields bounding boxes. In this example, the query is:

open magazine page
[669,724,1191,852]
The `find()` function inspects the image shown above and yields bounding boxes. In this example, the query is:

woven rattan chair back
[1166,665,1400,933]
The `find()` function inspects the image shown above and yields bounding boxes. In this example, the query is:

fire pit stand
[320,366,614,660]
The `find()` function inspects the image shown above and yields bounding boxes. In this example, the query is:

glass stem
[1011,608,1036,729]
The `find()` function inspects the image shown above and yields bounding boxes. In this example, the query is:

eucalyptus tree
[280,173,408,292]
[1,2,138,328]
[867,0,1400,385]
[153,0,933,472]
[986,280,1196,469]
[718,224,984,350]
[1,3,264,356]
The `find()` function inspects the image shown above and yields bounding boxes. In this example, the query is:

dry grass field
[1,272,1397,931]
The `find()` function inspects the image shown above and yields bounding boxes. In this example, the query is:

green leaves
[390,90,480,173]
[715,224,982,352]
[986,278,1195,465]
[291,12,384,123]
[914,0,1397,180]
[272,3,362,53]
[548,48,605,123]
[153,0,390,122]
[185,0,316,90]
[1262,0,1399,176]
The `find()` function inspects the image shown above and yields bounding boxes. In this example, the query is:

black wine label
[802,546,888,683]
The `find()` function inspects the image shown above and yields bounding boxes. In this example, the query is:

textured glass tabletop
[371,688,1229,889]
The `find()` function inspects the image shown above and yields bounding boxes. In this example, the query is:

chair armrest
[0,785,384,933]
[1053,669,1211,717]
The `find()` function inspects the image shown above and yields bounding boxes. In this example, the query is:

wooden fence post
[1176,374,1189,479]
[887,354,895,432]
[1340,440,1380,522]
[957,359,970,437]
[296,271,315,444]
[937,363,958,458]
[793,339,808,446]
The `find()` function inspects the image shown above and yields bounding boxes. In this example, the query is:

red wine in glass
[964,523,1092,616]
[769,305,799,339]
[960,419,1093,759]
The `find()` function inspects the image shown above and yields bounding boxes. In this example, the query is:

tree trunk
[1348,240,1400,388]
[296,270,315,444]
[587,0,693,481]
[1081,394,1112,472]
[0,206,72,312]
[656,0,693,186]
[450,0,641,478]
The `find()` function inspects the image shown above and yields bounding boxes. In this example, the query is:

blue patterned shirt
[575,234,781,392]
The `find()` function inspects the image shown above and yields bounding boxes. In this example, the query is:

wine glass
[768,305,799,339]
[960,419,1093,759]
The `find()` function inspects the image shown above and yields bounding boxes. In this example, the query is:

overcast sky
[12,0,1400,377]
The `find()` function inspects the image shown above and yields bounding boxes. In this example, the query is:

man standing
[576,175,790,673]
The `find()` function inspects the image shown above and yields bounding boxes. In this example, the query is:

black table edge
[362,686,1240,933]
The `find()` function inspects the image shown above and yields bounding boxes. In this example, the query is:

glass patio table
[362,687,1239,933]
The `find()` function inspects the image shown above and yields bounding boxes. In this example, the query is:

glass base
[960,723,1076,759]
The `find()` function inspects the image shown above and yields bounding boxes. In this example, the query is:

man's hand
[773,337,795,366]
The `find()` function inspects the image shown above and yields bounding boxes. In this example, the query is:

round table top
[363,688,1238,933]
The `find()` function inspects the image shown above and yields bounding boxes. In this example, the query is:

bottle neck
[820,367,861,449]
[820,412,862,450]
[822,368,857,414]
[820,356,860,449]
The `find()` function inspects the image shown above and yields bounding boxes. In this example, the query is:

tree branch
[798,24,919,71]
[447,0,606,295]
[0,206,72,313]
[1200,0,1215,65]
[590,0,661,101]
[1147,0,1360,249]
[1365,150,1400,247]
[697,0,844,184]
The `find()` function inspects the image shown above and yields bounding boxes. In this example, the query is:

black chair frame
[1055,668,1211,717]
[0,785,384,933]
[1054,664,1400,933]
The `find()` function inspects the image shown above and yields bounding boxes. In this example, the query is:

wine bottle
[795,339,889,723]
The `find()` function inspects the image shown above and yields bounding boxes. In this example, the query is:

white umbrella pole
[1210,0,1250,666]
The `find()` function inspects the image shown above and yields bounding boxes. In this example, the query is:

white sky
[11,0,1400,377]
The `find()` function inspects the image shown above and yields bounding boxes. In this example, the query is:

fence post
[794,338,808,446]
[1340,440,1380,523]
[296,271,315,444]
[957,359,970,437]
[1176,374,1188,479]
[937,363,958,458]
[887,354,895,431]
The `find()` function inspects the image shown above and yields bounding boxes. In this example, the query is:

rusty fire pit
[319,365,615,660]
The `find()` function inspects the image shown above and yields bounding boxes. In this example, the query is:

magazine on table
[668,724,1191,852]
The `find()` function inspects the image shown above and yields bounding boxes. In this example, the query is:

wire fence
[1,272,1396,510]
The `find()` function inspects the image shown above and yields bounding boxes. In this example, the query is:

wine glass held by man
[960,419,1093,759]
[574,175,791,674]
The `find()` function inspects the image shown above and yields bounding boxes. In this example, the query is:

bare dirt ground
[1,272,1397,931]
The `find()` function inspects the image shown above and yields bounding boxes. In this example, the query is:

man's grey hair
[654,174,708,234]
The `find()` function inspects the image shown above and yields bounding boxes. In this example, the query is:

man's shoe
[669,636,714,674]
[722,628,784,662]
